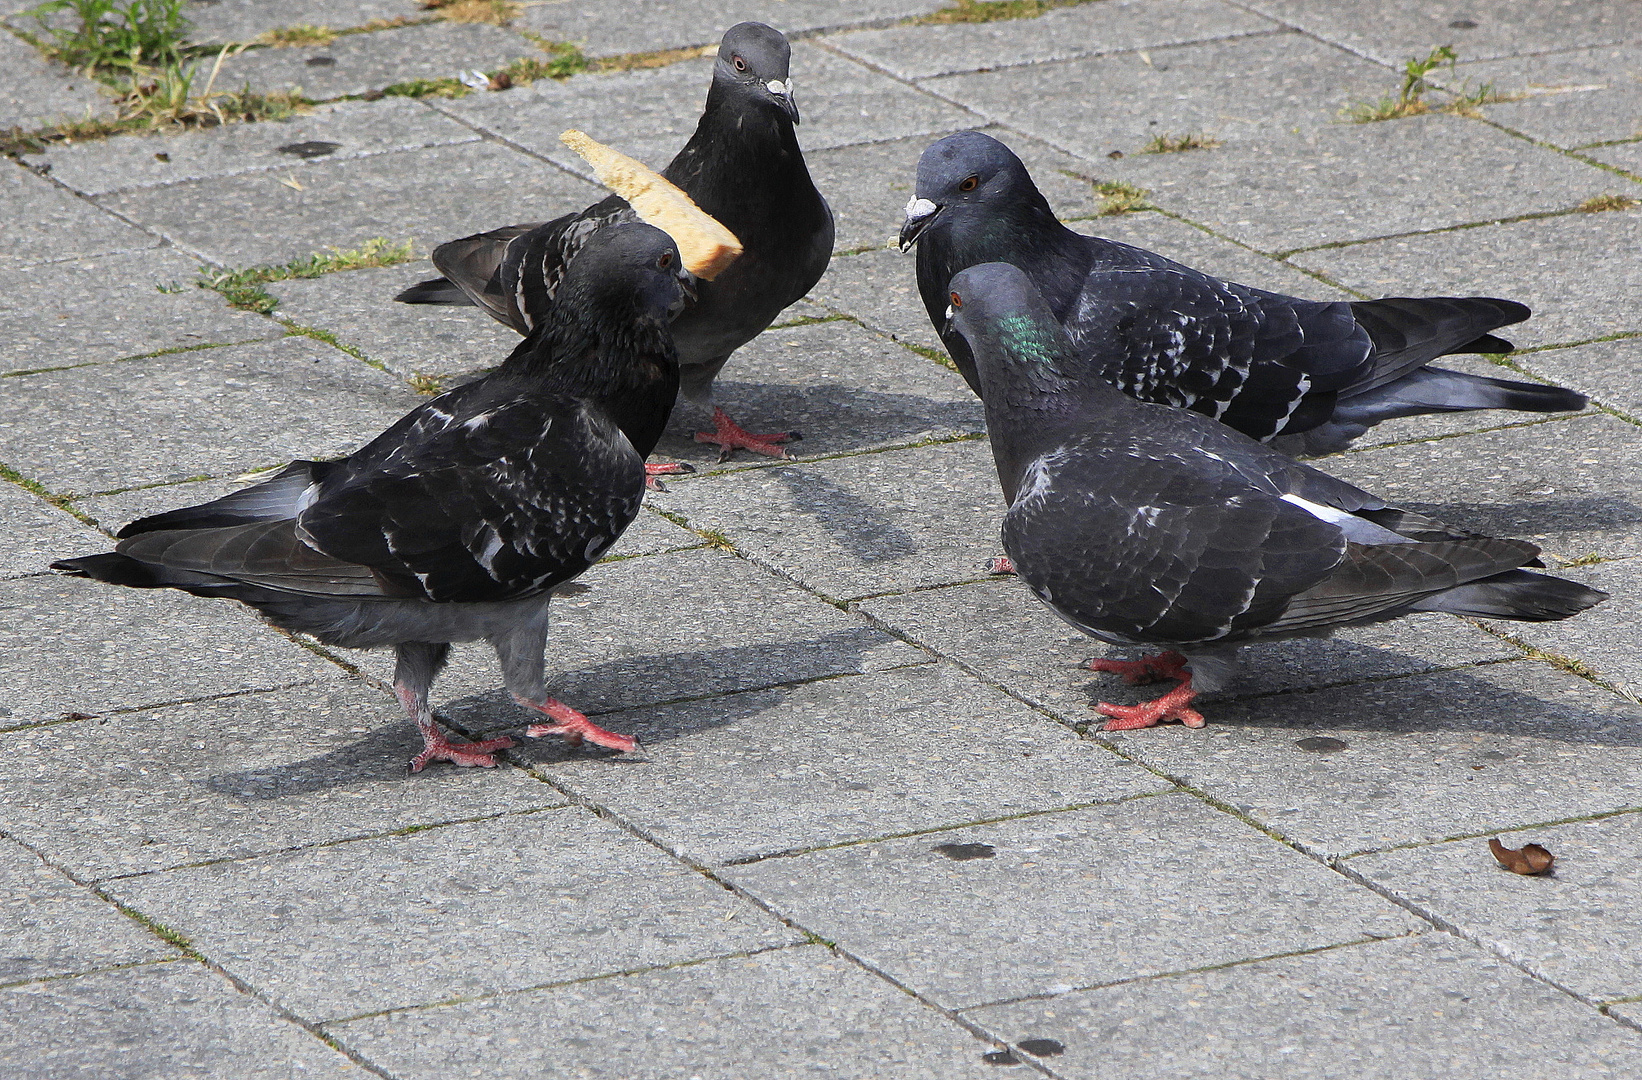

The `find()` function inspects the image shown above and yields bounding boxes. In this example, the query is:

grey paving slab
[858,578,1522,720]
[1098,111,1612,253]
[0,837,173,986]
[0,27,113,132]
[1586,138,1642,174]
[967,933,1642,1080]
[1118,660,1642,859]
[0,961,361,1079]
[0,573,342,723]
[1239,0,1639,67]
[184,0,426,44]
[832,0,1278,80]
[24,97,481,197]
[106,808,802,1019]
[0,481,104,579]
[0,248,279,375]
[1353,812,1642,1004]
[660,438,1000,601]
[266,258,521,379]
[1292,196,1642,347]
[809,124,1110,255]
[97,139,601,268]
[349,546,927,725]
[651,317,984,470]
[448,43,975,169]
[1484,557,1642,700]
[925,31,1396,157]
[516,0,947,58]
[529,663,1171,865]
[1323,414,1642,562]
[211,21,545,99]
[726,793,1419,1009]
[333,944,995,1080]
[0,335,420,494]
[1516,338,1642,421]
[0,683,565,880]
[0,163,158,268]
[809,248,946,351]
[1435,43,1642,149]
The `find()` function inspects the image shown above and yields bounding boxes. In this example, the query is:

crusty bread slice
[560,129,743,280]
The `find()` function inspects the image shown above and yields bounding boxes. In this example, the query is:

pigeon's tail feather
[1349,296,1531,394]
[117,461,328,539]
[52,552,168,587]
[394,277,474,306]
[1413,569,1608,622]
[1332,367,1587,426]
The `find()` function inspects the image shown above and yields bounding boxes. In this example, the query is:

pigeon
[946,262,1607,730]
[396,21,834,462]
[54,224,692,771]
[902,131,1586,457]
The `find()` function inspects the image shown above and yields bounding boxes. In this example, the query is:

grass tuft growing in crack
[421,0,519,25]
[21,0,194,74]
[408,373,447,395]
[913,0,1098,24]
[1092,178,1151,215]
[1345,45,1455,122]
[198,238,417,313]
[1141,131,1220,154]
[259,24,335,47]
[1576,193,1639,213]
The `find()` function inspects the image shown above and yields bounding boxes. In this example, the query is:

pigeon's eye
[658,250,673,269]
[958,175,979,192]
[949,291,963,309]
[732,55,747,72]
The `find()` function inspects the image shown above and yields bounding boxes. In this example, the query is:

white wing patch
[1012,449,1069,509]
[1280,493,1408,544]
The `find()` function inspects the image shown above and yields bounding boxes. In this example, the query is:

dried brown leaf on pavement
[1489,838,1555,875]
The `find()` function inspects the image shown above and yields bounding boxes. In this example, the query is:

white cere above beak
[905,196,938,221]
[766,78,792,96]
[944,304,955,322]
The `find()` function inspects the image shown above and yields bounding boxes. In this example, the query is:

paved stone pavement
[2,1,1641,1077]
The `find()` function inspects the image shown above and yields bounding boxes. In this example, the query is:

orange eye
[958,175,979,192]
[949,291,963,309]
[658,250,673,269]
[732,55,747,72]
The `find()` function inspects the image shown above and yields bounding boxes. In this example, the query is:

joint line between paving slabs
[0,824,400,1078]
[1331,804,1642,862]
[0,955,185,994]
[500,766,1065,1074]
[0,678,342,735]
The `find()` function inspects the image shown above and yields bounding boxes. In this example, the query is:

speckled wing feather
[295,379,645,603]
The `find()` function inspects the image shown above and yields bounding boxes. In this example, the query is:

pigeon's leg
[986,556,1016,575]
[695,406,801,462]
[1094,674,1206,731]
[395,642,515,772]
[493,626,639,753]
[644,461,695,492]
[1086,650,1188,686]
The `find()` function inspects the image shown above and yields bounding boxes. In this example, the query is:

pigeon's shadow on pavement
[1391,495,1642,543]
[773,467,918,562]
[654,381,985,464]
[201,627,904,797]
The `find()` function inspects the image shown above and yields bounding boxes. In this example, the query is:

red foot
[1095,676,1205,732]
[1086,650,1188,685]
[523,698,639,753]
[409,731,515,773]
[644,461,694,491]
[694,406,800,462]
[986,556,1016,575]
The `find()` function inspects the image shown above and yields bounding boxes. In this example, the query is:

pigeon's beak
[899,197,940,251]
[766,78,800,124]
[675,270,698,312]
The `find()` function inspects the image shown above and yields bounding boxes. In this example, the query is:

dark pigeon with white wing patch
[55,224,692,772]
[903,131,1585,456]
[396,22,833,462]
[948,262,1606,731]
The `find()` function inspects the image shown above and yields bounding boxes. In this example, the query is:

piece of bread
[560,129,743,280]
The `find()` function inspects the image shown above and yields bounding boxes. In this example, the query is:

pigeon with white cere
[55,225,691,771]
[902,131,1585,457]
[397,22,833,463]
[946,262,1606,731]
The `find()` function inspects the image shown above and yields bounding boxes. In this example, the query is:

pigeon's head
[560,223,695,327]
[715,22,800,123]
[901,131,1035,250]
[945,262,1075,395]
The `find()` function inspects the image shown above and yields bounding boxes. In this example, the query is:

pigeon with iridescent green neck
[903,131,1585,457]
[948,262,1605,731]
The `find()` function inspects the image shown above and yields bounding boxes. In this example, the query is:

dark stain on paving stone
[933,842,995,861]
[1018,1038,1066,1057]
[278,141,343,159]
[306,56,337,67]
[983,1048,1021,1065]
[1296,736,1350,753]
